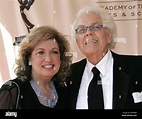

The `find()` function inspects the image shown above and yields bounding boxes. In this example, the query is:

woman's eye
[36,51,44,56]
[52,51,59,54]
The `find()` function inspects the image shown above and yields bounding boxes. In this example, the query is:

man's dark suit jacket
[66,51,142,109]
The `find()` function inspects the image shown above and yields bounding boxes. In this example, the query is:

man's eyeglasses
[75,24,104,34]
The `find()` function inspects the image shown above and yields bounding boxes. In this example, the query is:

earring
[28,61,32,66]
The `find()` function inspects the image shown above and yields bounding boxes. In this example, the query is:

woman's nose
[44,54,52,61]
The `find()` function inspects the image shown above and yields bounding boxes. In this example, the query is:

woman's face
[75,12,112,57]
[30,39,60,80]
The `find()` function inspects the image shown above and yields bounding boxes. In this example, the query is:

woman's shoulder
[0,79,17,91]
[0,78,27,92]
[0,78,27,109]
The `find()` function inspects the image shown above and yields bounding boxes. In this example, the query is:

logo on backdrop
[13,0,35,46]
[97,0,142,21]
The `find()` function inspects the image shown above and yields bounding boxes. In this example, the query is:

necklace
[30,79,58,108]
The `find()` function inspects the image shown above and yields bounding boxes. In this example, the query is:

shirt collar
[86,50,113,76]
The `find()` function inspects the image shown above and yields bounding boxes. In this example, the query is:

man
[67,5,142,109]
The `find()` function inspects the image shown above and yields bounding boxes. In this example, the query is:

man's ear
[107,29,113,43]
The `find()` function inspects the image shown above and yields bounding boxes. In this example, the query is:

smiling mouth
[43,65,56,70]
[85,39,98,45]
[43,65,53,68]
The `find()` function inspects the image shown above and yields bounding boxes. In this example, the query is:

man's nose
[85,27,93,36]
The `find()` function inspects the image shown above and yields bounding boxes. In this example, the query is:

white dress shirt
[76,50,114,109]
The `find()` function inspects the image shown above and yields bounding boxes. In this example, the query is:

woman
[0,26,72,109]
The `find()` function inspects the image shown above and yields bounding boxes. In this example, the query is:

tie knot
[92,67,100,76]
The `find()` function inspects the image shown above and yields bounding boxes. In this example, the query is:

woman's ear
[28,58,32,66]
[28,61,32,66]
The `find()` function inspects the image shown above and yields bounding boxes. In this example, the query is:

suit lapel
[112,52,130,109]
[70,59,87,108]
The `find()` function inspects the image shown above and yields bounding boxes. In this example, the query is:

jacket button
[119,67,121,70]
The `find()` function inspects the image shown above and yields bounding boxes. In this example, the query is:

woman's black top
[0,78,70,109]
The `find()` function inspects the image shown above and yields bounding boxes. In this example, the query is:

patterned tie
[88,67,104,109]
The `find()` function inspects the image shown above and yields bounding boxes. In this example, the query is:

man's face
[75,12,112,57]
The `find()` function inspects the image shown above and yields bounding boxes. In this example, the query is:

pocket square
[132,92,142,103]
